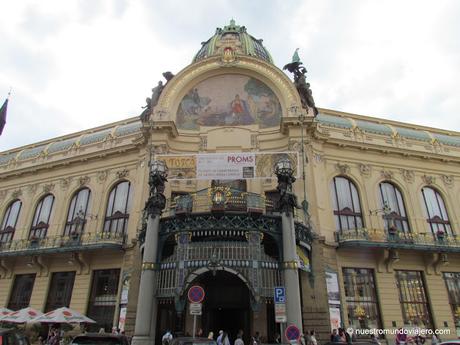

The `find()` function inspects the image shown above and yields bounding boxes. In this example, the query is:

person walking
[208,332,214,340]
[222,332,231,345]
[217,330,224,345]
[234,330,244,345]
[309,331,318,345]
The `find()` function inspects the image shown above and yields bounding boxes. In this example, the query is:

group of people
[162,329,259,345]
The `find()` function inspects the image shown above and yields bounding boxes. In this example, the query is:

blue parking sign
[274,287,286,303]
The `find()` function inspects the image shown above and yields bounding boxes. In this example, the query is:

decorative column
[132,160,168,345]
[274,158,304,334]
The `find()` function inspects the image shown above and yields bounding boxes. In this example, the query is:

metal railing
[0,231,125,255]
[164,188,275,217]
[336,228,460,250]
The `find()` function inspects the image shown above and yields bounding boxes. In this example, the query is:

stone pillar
[132,215,160,345]
[281,213,303,331]
[132,160,168,345]
[274,158,304,339]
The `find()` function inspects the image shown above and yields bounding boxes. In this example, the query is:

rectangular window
[45,271,76,312]
[8,274,36,310]
[395,270,433,328]
[342,268,382,332]
[443,272,460,336]
[87,269,120,332]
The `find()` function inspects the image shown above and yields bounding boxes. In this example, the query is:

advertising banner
[156,152,298,180]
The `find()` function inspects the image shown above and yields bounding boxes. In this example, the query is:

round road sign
[285,324,300,342]
[188,285,205,303]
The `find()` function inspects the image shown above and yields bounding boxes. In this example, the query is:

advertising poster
[156,152,298,180]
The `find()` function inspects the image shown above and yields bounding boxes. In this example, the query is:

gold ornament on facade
[454,306,460,319]
[141,262,156,271]
[354,305,366,319]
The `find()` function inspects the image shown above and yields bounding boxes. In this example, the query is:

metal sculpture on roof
[283,49,318,116]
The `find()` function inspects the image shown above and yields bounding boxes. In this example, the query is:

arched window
[379,182,409,232]
[330,176,364,231]
[421,187,452,236]
[0,199,22,243]
[103,181,132,235]
[30,194,55,239]
[64,188,91,236]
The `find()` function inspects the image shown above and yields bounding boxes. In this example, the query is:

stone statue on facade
[139,71,175,123]
[283,49,318,116]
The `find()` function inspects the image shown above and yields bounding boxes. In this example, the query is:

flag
[0,97,8,135]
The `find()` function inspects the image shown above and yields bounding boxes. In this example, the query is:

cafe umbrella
[0,307,12,319]
[0,307,43,323]
[30,307,96,324]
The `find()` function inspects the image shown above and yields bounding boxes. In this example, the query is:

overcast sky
[1,0,459,151]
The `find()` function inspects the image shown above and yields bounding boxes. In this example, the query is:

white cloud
[1,0,460,151]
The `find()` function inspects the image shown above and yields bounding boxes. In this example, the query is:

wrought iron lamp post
[274,158,304,336]
[132,160,168,345]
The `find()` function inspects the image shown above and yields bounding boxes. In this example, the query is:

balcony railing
[336,228,460,252]
[0,231,125,256]
[164,188,274,217]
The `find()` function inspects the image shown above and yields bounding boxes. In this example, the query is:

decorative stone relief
[199,137,207,151]
[27,184,38,195]
[381,170,393,180]
[11,190,22,199]
[0,190,7,200]
[313,153,323,163]
[359,164,371,177]
[97,170,109,183]
[422,175,435,185]
[401,169,415,183]
[153,144,168,155]
[336,163,350,175]
[60,178,72,190]
[79,176,91,186]
[43,184,55,193]
[441,175,454,188]
[251,134,258,148]
[116,169,129,179]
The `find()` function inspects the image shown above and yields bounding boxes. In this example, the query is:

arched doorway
[188,270,251,343]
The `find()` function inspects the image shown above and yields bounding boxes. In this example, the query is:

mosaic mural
[176,74,282,130]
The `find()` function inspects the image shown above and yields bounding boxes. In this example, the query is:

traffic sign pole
[188,286,205,339]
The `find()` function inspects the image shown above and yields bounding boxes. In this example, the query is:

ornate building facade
[1,21,460,343]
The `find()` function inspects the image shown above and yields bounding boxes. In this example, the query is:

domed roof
[193,20,273,64]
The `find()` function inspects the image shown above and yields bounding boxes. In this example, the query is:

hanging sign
[156,152,299,180]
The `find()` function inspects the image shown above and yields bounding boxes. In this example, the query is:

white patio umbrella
[1,307,43,323]
[0,307,12,319]
[31,307,96,324]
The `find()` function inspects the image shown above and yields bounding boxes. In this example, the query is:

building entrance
[192,270,251,343]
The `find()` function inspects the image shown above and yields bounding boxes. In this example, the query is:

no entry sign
[285,325,300,342]
[188,285,205,303]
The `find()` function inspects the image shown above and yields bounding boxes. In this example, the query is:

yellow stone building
[1,20,460,344]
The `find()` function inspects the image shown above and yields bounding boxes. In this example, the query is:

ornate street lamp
[274,157,299,215]
[145,160,168,216]
[132,158,168,345]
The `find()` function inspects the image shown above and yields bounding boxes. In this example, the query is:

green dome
[193,20,273,64]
